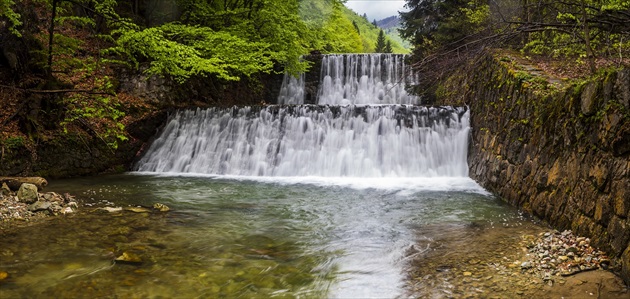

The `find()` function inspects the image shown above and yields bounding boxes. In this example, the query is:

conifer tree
[384,40,393,53]
[375,29,386,52]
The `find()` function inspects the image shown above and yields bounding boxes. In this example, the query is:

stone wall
[0,110,169,178]
[437,53,630,284]
[117,65,285,107]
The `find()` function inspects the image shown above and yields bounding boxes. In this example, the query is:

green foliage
[400,0,492,57]
[511,1,630,73]
[0,0,22,36]
[1,136,25,150]
[352,20,360,34]
[319,7,363,53]
[109,24,274,83]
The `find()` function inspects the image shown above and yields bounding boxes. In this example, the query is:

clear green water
[0,174,531,298]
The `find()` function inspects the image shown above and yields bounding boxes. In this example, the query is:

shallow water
[0,174,540,298]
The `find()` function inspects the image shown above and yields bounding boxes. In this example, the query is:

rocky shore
[521,230,612,281]
[406,222,628,298]
[0,182,79,224]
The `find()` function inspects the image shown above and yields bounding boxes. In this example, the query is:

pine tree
[384,40,393,53]
[375,29,386,52]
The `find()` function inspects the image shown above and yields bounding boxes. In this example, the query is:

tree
[0,0,22,36]
[514,0,630,74]
[375,29,386,52]
[384,40,393,53]
[399,0,630,96]
[352,20,360,34]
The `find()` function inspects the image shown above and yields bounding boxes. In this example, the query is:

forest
[0,0,404,151]
[399,0,630,97]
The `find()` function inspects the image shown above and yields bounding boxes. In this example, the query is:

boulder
[17,183,38,204]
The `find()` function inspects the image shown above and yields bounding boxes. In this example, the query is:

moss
[1,137,25,150]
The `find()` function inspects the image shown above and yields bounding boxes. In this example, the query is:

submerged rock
[152,203,170,212]
[97,207,123,213]
[115,252,143,265]
[125,207,150,213]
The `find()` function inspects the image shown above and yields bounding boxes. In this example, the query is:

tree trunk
[0,177,48,191]
[581,1,596,74]
[47,0,59,78]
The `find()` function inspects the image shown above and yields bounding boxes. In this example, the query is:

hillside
[376,15,411,50]
[339,7,408,53]
[376,16,400,29]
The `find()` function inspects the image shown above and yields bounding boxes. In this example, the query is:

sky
[344,0,408,22]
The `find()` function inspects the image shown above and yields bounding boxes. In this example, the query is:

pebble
[522,230,610,279]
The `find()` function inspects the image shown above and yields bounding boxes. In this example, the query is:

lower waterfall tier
[134,105,470,177]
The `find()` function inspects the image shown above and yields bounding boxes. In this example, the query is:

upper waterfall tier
[277,54,419,105]
[134,105,470,177]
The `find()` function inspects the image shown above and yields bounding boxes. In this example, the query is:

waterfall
[135,106,469,177]
[278,54,419,105]
[318,54,419,105]
[135,54,469,178]
[277,73,305,105]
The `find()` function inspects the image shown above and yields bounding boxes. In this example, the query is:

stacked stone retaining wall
[437,53,630,284]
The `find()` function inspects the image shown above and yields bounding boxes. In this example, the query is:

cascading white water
[277,54,419,105]
[277,73,305,105]
[134,105,469,177]
[135,54,468,178]
[318,54,419,105]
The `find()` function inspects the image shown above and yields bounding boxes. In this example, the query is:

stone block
[594,196,612,224]
[588,161,610,192]
[614,69,630,109]
[607,216,630,256]
[581,81,599,115]
[622,246,630,286]
[613,183,629,218]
